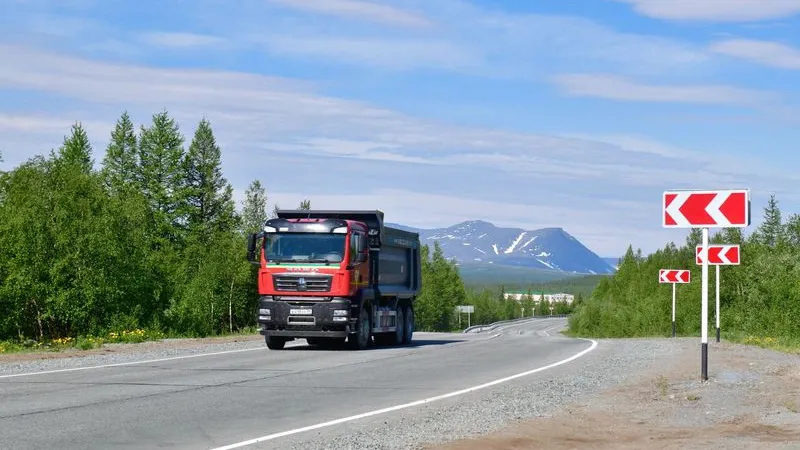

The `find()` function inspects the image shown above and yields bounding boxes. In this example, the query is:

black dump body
[274,209,421,296]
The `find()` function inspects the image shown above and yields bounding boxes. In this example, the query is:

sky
[1,0,799,258]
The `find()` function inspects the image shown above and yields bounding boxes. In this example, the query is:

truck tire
[392,304,405,345]
[348,306,371,350]
[402,304,414,344]
[265,335,286,350]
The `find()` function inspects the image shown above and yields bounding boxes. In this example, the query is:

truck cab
[246,210,421,350]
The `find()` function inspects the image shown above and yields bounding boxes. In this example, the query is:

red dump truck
[246,210,422,350]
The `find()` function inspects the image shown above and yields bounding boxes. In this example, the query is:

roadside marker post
[696,244,741,342]
[663,189,750,381]
[659,269,691,337]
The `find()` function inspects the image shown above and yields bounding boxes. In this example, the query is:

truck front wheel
[265,335,286,350]
[348,306,371,350]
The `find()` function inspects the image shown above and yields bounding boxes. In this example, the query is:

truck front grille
[273,275,332,292]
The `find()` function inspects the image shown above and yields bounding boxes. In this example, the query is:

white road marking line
[0,333,493,380]
[210,338,599,450]
[0,347,270,379]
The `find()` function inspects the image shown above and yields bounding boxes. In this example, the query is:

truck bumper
[256,296,352,338]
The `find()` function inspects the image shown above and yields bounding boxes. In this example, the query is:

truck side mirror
[247,233,259,263]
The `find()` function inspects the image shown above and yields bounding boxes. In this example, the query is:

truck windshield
[265,233,346,264]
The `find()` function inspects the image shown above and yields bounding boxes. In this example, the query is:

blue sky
[1,0,799,257]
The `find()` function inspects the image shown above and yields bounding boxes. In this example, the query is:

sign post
[696,244,741,342]
[663,189,750,381]
[659,269,691,337]
[456,305,474,328]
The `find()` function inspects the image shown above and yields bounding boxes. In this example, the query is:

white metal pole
[716,264,720,343]
[672,282,676,338]
[701,227,709,381]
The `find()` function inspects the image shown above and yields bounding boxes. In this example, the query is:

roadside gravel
[274,336,689,450]
[0,335,266,376]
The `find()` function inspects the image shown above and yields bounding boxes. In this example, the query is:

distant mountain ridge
[387,220,615,275]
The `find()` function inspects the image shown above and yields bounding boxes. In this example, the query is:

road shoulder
[426,338,800,450]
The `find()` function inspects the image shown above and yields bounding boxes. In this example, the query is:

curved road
[0,318,595,449]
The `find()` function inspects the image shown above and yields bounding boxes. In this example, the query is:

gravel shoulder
[427,337,800,450]
[0,334,266,376]
[274,336,800,450]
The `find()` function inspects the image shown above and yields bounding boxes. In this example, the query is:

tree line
[568,194,800,347]
[0,110,566,344]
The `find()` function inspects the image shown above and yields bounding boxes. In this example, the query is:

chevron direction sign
[696,245,740,265]
[659,269,691,284]
[662,189,750,228]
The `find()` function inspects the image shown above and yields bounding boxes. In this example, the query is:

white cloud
[611,0,800,22]
[223,0,711,78]
[710,39,800,70]
[254,35,479,71]
[238,188,686,256]
[138,32,225,48]
[0,44,791,255]
[265,0,432,27]
[551,73,772,104]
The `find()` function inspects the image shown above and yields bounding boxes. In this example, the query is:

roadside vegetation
[568,195,800,353]
[0,111,576,355]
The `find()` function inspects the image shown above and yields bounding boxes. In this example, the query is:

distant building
[503,290,574,305]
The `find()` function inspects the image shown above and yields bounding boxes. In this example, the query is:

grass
[655,375,669,398]
[0,326,261,356]
[725,333,800,354]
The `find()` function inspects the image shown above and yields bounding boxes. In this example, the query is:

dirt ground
[427,339,800,450]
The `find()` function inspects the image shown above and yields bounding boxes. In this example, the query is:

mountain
[387,220,615,275]
[603,257,621,270]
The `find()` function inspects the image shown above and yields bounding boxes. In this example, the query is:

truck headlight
[259,308,271,315]
[333,310,348,316]
[258,315,271,321]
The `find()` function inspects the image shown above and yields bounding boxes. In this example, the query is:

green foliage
[0,111,258,343]
[0,109,578,347]
[568,197,800,350]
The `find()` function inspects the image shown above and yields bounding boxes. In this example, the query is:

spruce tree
[136,110,186,240]
[57,123,93,174]
[101,111,138,194]
[241,179,268,234]
[182,118,236,238]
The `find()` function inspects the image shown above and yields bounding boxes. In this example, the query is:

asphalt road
[0,317,595,450]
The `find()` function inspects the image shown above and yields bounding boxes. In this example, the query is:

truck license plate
[289,308,312,315]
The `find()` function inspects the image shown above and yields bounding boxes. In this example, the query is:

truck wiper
[307,258,333,265]
[270,258,301,264]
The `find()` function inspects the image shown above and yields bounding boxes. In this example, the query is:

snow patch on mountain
[386,220,615,275]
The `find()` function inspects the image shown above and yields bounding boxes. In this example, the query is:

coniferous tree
[57,123,93,174]
[136,110,186,241]
[101,111,138,193]
[182,118,236,239]
[755,194,784,247]
[241,179,268,234]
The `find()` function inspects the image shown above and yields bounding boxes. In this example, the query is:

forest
[568,195,800,351]
[0,110,573,351]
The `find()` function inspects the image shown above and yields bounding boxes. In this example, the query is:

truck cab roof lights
[332,226,348,234]
[264,226,277,233]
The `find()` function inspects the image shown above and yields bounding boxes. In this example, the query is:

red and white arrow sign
[659,269,691,284]
[662,189,750,228]
[696,245,740,265]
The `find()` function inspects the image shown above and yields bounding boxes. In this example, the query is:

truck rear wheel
[348,306,371,350]
[265,335,286,350]
[402,304,414,344]
[392,305,405,345]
